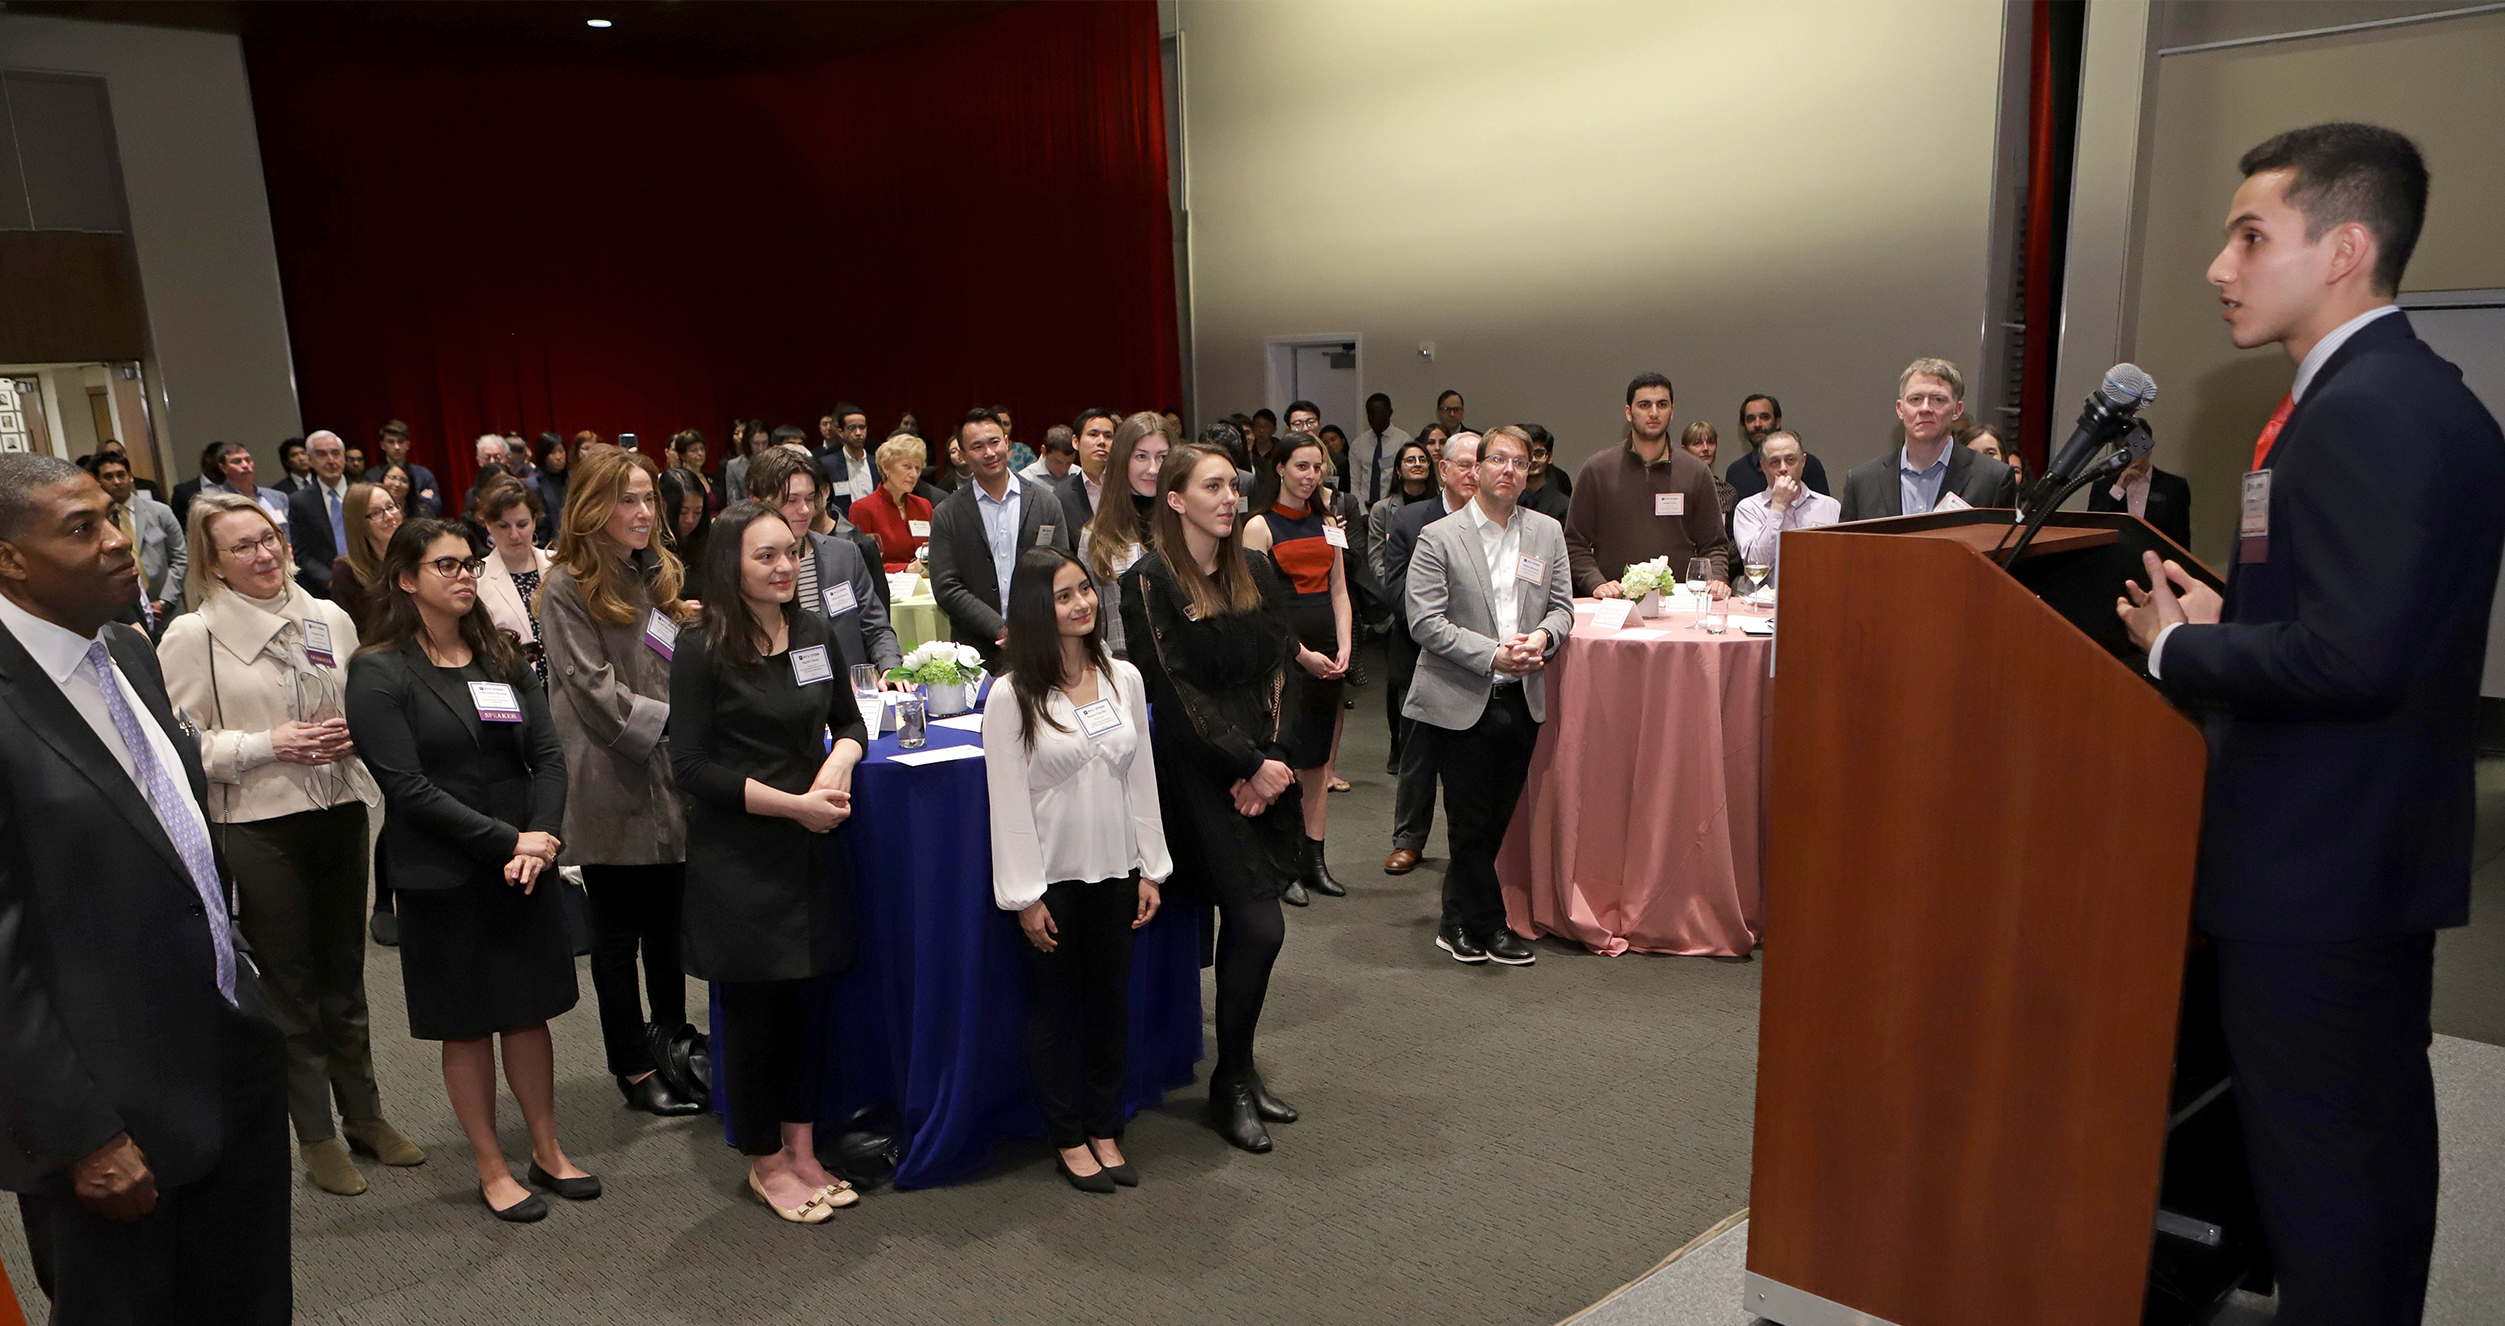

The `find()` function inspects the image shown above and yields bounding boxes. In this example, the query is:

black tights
[1212,896,1285,1080]
[580,863,687,1077]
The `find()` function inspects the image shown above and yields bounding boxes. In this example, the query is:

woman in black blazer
[669,502,870,1224]
[345,518,595,1224]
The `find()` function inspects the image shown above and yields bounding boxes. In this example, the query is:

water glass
[895,695,928,749]
[850,663,884,737]
[1702,581,1729,635]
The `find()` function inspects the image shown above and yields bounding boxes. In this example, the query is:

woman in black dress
[1118,443,1305,1153]
[345,519,596,1223]
[1243,434,1353,905]
[669,502,871,1224]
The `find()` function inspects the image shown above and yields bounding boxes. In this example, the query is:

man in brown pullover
[1564,372,1732,596]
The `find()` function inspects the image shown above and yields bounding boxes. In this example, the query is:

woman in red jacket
[847,433,935,572]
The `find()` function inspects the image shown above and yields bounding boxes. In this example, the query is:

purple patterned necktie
[84,639,237,1005]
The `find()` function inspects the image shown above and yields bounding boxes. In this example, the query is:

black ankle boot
[1301,836,1346,897]
[617,1072,703,1117]
[1281,877,1311,907]
[1249,1067,1299,1124]
[1207,1069,1273,1153]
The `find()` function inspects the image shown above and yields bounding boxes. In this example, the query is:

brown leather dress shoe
[1384,848,1420,875]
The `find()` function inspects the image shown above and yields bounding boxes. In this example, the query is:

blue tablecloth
[709,697,1206,1188]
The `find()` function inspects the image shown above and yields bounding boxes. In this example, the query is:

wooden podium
[1744,510,2256,1326]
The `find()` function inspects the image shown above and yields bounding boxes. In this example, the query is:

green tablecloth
[891,595,944,654]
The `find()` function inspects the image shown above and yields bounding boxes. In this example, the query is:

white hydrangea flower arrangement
[891,641,985,687]
[1618,556,1673,598]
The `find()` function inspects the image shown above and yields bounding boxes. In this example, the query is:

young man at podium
[2118,123,2505,1326]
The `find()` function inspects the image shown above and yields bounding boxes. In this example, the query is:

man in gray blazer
[1404,425,1576,967]
[1839,357,2018,520]
[928,407,1074,667]
[95,453,184,633]
[744,447,901,677]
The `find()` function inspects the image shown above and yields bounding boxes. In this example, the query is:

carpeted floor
[3,656,1764,1325]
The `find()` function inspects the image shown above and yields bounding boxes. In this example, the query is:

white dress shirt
[1732,486,1843,575]
[973,478,1024,599]
[2149,302,2401,678]
[1464,497,1526,675]
[1350,425,1413,505]
[0,594,212,838]
[2108,468,2152,519]
[981,660,1173,909]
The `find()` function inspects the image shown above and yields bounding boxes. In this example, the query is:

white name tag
[1322,523,1349,550]
[1654,492,1684,517]
[1036,523,1056,547]
[1515,554,1545,584]
[908,519,931,538]
[1236,496,1249,514]
[1074,698,1121,738]
[468,681,523,723]
[1934,492,1974,513]
[790,644,833,686]
[301,618,336,668]
[822,582,857,617]
[2239,469,2272,564]
[1592,598,1636,630]
[644,609,678,661]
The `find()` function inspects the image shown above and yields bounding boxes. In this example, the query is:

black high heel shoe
[1056,1154,1117,1194]
[617,1072,703,1117]
[1300,837,1346,898]
[1249,1069,1299,1124]
[1207,1071,1274,1153]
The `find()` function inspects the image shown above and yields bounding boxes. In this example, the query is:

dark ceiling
[6,1,1027,70]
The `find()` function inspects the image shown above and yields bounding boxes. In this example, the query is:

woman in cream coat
[160,493,425,1197]
[473,476,554,681]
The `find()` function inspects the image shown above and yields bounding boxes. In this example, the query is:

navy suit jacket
[2086,465,2193,551]
[288,481,345,595]
[2160,312,2505,942]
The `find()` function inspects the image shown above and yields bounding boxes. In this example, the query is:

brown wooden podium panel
[1746,516,2209,1325]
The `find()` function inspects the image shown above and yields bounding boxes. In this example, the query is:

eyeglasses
[222,532,283,559]
[423,555,488,579]
[1479,456,1529,473]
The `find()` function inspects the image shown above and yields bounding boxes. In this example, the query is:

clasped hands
[1229,758,1295,818]
[1296,644,1350,680]
[270,717,355,766]
[2114,549,2222,653]
[1493,629,1549,677]
[505,831,562,892]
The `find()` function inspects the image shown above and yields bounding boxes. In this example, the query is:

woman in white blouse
[159,493,423,1197]
[472,476,554,680]
[981,547,1171,1194]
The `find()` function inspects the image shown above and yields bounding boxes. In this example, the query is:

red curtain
[246,1,1179,501]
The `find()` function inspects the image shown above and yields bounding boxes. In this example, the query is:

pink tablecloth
[1496,598,1773,956]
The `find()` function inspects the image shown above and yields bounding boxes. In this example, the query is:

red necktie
[2250,393,2294,471]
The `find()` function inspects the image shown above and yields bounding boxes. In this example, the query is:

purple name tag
[468,681,523,723]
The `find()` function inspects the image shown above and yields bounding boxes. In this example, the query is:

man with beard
[1724,393,1831,500]
[1563,373,1729,597]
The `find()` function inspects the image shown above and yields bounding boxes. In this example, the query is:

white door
[1289,343,1362,440]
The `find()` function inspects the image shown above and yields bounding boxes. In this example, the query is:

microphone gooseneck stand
[1995,445,2144,571]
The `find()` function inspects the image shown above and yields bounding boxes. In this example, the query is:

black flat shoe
[1281,878,1311,908]
[1207,1075,1273,1153]
[483,1187,547,1222]
[525,1162,602,1201]
[1249,1070,1299,1124]
[617,1072,703,1117]
[1056,1156,1117,1194]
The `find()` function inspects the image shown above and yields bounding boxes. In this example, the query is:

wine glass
[1684,557,1710,596]
[1742,559,1772,597]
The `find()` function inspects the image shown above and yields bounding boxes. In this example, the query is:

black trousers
[716,979,823,1156]
[580,862,687,1076]
[371,824,393,916]
[2212,933,2438,1326]
[1385,625,1416,761]
[224,802,381,1143]
[17,1013,291,1324]
[1417,686,1537,936]
[1023,877,1139,1148]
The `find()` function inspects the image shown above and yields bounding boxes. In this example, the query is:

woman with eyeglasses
[160,493,421,1198]
[345,518,590,1222]
[669,502,870,1222]
[327,480,407,944]
[537,446,707,1117]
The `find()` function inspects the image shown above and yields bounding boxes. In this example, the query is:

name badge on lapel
[1654,492,1685,517]
[1036,523,1057,547]
[790,644,834,686]
[301,618,337,668]
[1074,698,1121,739]
[644,609,679,661]
[1323,523,1349,550]
[2239,470,2272,564]
[908,519,932,538]
[822,582,857,617]
[468,681,523,723]
[1515,554,1546,584]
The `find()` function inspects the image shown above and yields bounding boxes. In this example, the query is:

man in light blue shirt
[927,407,1073,664]
[1840,358,2016,520]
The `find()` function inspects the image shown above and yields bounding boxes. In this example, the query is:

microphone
[2041,364,2158,490]
[2083,419,2156,487]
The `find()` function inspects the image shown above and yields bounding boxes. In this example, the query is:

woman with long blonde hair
[536,445,706,1116]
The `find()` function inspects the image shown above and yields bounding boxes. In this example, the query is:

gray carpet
[3,658,1763,1325]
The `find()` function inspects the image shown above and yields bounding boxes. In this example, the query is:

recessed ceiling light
[586,18,613,28]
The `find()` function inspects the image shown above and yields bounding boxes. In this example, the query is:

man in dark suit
[285,429,353,597]
[364,420,440,517]
[1055,408,1118,535]
[2118,124,2503,1326]
[2085,437,2193,550]
[1724,393,1832,501]
[927,407,1074,668]
[812,402,875,516]
[0,454,290,1322]
[270,438,313,497]
[167,440,225,529]
[1379,431,1478,876]
[1838,359,2018,519]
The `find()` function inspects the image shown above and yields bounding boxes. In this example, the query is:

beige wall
[1,14,302,479]
[2128,8,2505,565]
[1173,0,2009,476]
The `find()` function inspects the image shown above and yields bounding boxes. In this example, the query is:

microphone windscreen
[2104,363,2158,408]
